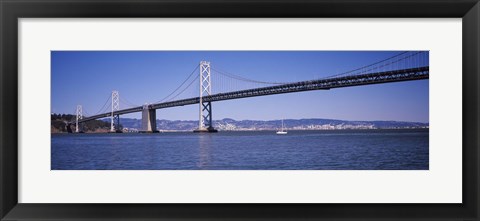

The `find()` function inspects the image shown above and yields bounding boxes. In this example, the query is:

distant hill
[107,118,429,131]
[51,114,113,133]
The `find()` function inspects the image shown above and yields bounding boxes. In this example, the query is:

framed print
[1,0,479,220]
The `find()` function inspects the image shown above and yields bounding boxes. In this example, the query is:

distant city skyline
[51,51,429,123]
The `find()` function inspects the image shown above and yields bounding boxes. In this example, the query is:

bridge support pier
[66,123,73,133]
[110,114,122,133]
[194,101,217,133]
[141,105,159,133]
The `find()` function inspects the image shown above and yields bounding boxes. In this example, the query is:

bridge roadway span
[76,66,429,124]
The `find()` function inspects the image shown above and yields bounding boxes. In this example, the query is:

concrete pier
[193,127,218,133]
[141,107,159,133]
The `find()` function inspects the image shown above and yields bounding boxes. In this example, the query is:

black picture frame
[1,0,479,220]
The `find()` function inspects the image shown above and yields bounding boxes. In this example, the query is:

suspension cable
[154,64,200,103]
[361,51,425,74]
[321,51,425,79]
[92,95,112,115]
[83,109,91,117]
[211,67,287,85]
[166,74,200,102]
[120,96,139,107]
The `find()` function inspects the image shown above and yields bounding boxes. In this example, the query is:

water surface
[51,129,429,170]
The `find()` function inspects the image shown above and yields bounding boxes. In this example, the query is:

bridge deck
[76,66,429,124]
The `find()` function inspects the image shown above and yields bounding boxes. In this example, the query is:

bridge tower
[194,61,217,133]
[110,90,121,133]
[75,105,83,133]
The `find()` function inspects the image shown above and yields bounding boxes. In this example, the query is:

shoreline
[51,127,429,134]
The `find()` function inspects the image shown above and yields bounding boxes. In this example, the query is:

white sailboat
[276,119,288,135]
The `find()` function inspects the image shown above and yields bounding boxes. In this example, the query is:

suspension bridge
[68,51,429,133]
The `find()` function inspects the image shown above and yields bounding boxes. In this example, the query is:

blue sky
[51,51,429,123]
